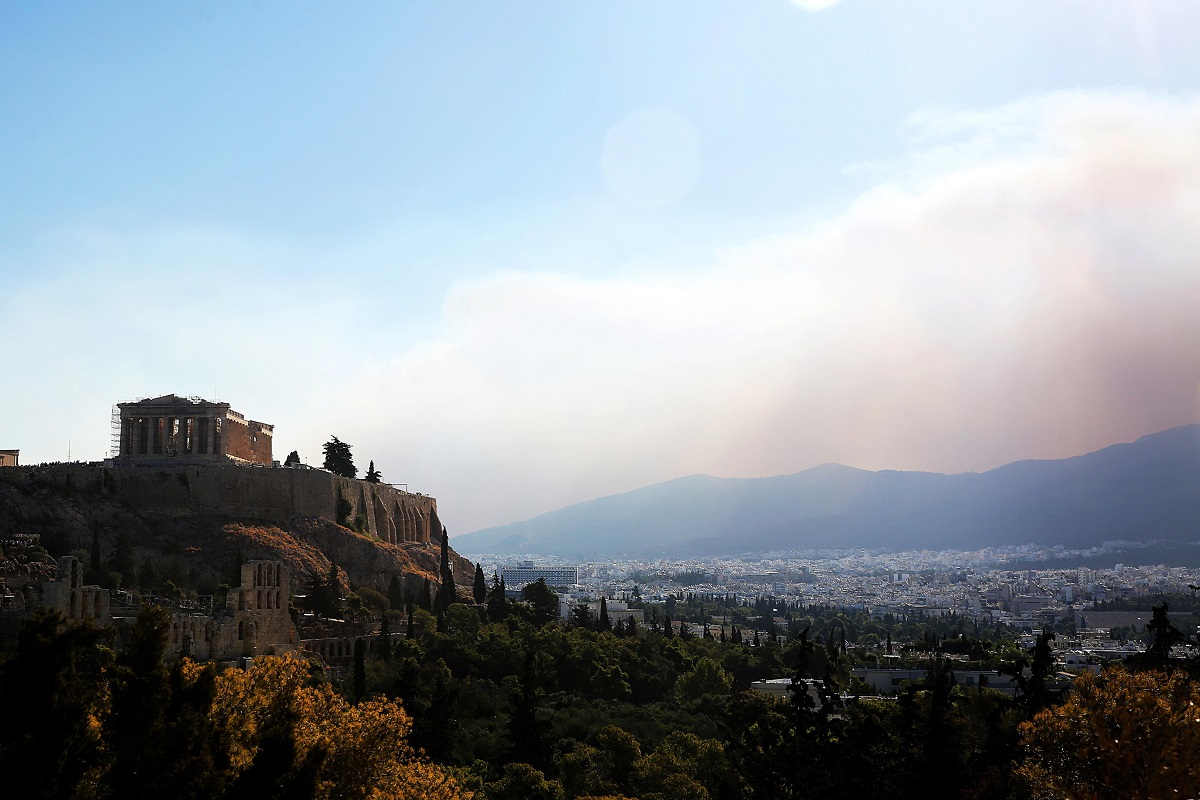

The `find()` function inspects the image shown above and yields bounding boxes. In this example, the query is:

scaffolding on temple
[109,405,122,459]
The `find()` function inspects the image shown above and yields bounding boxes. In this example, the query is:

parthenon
[115,395,273,466]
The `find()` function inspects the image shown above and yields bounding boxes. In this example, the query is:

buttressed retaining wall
[8,465,442,544]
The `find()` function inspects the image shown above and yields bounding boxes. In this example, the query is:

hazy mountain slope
[454,425,1200,557]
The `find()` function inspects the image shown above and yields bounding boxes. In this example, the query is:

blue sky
[4,1,1200,533]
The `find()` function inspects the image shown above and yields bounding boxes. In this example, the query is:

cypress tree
[598,596,611,632]
[419,578,432,612]
[473,563,487,605]
[326,562,341,618]
[487,574,508,623]
[387,574,404,610]
[307,570,325,615]
[437,527,457,611]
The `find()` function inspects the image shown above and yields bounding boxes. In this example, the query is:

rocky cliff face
[0,464,474,598]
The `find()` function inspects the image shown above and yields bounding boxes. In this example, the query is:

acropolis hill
[0,395,473,599]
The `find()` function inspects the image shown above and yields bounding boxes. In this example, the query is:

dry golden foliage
[1016,665,1200,800]
[203,655,470,800]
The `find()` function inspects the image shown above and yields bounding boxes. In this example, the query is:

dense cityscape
[476,544,1200,629]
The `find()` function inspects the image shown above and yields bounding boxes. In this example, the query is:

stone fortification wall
[0,465,443,544]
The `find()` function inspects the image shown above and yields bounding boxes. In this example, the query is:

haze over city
[3,2,1199,534]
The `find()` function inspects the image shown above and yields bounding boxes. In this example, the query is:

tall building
[114,395,273,466]
[500,560,579,588]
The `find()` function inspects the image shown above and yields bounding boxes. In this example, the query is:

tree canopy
[0,609,469,800]
[322,436,357,479]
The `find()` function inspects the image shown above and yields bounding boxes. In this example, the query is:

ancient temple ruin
[114,395,273,466]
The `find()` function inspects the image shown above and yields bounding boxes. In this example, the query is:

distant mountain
[454,425,1200,558]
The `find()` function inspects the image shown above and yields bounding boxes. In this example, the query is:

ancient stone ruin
[115,394,273,466]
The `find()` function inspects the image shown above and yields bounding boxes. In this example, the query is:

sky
[3,1,1200,534]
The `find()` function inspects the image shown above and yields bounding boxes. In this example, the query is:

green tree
[322,436,357,478]
[365,460,381,483]
[283,449,301,467]
[571,603,594,630]
[487,574,509,622]
[104,606,230,800]
[487,763,564,800]
[436,530,457,613]
[1145,601,1186,667]
[473,563,487,605]
[387,573,405,610]
[674,657,733,705]
[522,578,559,627]
[0,611,112,799]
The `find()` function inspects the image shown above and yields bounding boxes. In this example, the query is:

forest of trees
[2,584,1199,798]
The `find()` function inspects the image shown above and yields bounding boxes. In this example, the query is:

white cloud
[329,90,1200,532]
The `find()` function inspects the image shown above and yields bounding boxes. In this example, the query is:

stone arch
[397,503,409,542]
[373,490,393,542]
[398,501,412,544]
[354,485,368,529]
[414,509,428,544]
[257,589,263,609]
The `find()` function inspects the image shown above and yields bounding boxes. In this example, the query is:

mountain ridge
[454,424,1200,557]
